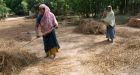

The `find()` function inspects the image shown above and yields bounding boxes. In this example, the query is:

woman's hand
[54,25,58,29]
[55,26,58,29]
[36,34,41,38]
[101,19,106,23]
[42,32,48,36]
[101,19,104,22]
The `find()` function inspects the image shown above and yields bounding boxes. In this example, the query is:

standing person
[35,4,60,59]
[102,5,116,43]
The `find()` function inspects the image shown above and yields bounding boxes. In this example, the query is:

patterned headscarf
[39,4,52,31]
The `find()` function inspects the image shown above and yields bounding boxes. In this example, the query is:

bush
[0,3,10,19]
[115,15,129,25]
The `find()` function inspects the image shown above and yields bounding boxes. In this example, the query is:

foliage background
[0,0,140,18]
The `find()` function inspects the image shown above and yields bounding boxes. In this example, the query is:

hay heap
[133,13,140,18]
[76,19,106,34]
[127,18,140,28]
[0,40,39,75]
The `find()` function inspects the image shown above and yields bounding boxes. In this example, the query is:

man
[102,5,116,43]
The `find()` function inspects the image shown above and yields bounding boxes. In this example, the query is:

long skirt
[106,25,115,39]
[43,29,60,56]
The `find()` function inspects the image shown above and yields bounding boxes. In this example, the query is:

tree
[45,0,70,15]
[26,0,44,10]
[4,0,27,15]
[0,0,10,18]
[1,0,140,17]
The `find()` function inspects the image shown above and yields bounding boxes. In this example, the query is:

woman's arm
[35,15,41,38]
[35,23,40,37]
[52,13,58,28]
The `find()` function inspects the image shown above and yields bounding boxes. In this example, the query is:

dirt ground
[0,19,140,75]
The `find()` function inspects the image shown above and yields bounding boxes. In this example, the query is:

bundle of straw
[76,19,106,34]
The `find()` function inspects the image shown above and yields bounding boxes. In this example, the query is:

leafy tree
[0,0,10,18]
[4,0,25,15]
[26,0,44,10]
[1,0,140,17]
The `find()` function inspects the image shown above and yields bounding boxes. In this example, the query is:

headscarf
[107,5,113,11]
[39,4,53,32]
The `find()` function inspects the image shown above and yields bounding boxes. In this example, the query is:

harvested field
[0,18,140,75]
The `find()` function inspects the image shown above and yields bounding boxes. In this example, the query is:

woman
[35,4,60,59]
[102,5,116,43]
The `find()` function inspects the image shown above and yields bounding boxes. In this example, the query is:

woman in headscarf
[102,5,116,43]
[35,4,60,59]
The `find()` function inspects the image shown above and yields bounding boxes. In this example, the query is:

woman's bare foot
[44,54,49,58]
[110,39,114,43]
[51,54,56,60]
[107,38,110,41]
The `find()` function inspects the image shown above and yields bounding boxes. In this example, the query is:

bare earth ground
[0,19,140,75]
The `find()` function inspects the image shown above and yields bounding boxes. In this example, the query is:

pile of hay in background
[0,40,39,75]
[133,13,140,18]
[127,18,140,28]
[75,19,106,34]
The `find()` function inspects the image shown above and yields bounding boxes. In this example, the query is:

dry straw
[75,19,106,34]
[127,18,140,28]
[0,40,39,75]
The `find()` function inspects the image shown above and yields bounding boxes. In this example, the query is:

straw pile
[133,13,140,18]
[127,18,140,28]
[76,19,106,34]
[0,40,39,75]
